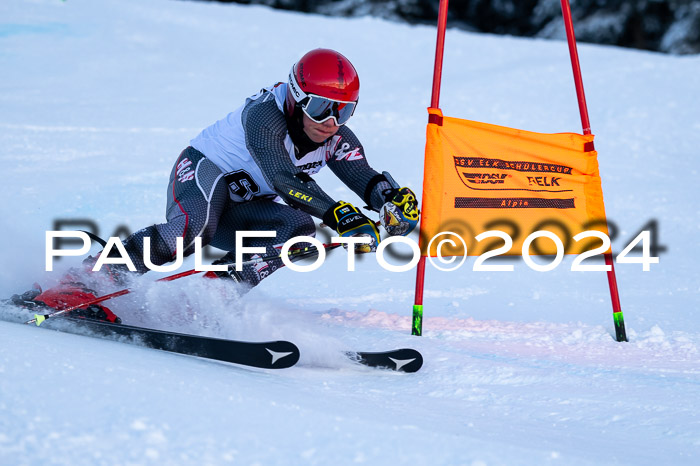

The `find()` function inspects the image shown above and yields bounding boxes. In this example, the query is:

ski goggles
[301,94,357,126]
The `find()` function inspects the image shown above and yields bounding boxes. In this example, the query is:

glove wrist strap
[363,173,390,210]
[322,201,344,230]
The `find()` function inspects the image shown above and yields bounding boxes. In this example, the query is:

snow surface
[1,0,699,464]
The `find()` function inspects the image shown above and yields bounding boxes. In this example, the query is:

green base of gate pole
[412,305,423,336]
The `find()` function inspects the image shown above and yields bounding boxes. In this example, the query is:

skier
[14,48,420,323]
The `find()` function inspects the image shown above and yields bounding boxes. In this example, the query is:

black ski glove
[323,201,380,253]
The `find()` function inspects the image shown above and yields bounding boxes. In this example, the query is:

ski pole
[26,240,342,326]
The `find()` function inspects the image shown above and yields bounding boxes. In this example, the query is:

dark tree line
[197,0,700,54]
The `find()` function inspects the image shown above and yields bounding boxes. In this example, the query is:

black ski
[4,294,421,372]
[39,317,300,369]
[347,348,423,373]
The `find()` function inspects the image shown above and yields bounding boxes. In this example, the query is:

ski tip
[264,342,300,369]
[388,348,423,373]
[349,348,423,373]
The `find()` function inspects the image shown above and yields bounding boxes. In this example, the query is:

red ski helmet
[286,49,360,126]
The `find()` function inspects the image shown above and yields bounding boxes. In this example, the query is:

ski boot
[12,282,122,324]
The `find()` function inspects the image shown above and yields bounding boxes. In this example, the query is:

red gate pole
[412,0,450,336]
[560,0,627,341]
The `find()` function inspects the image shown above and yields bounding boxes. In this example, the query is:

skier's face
[302,113,339,143]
